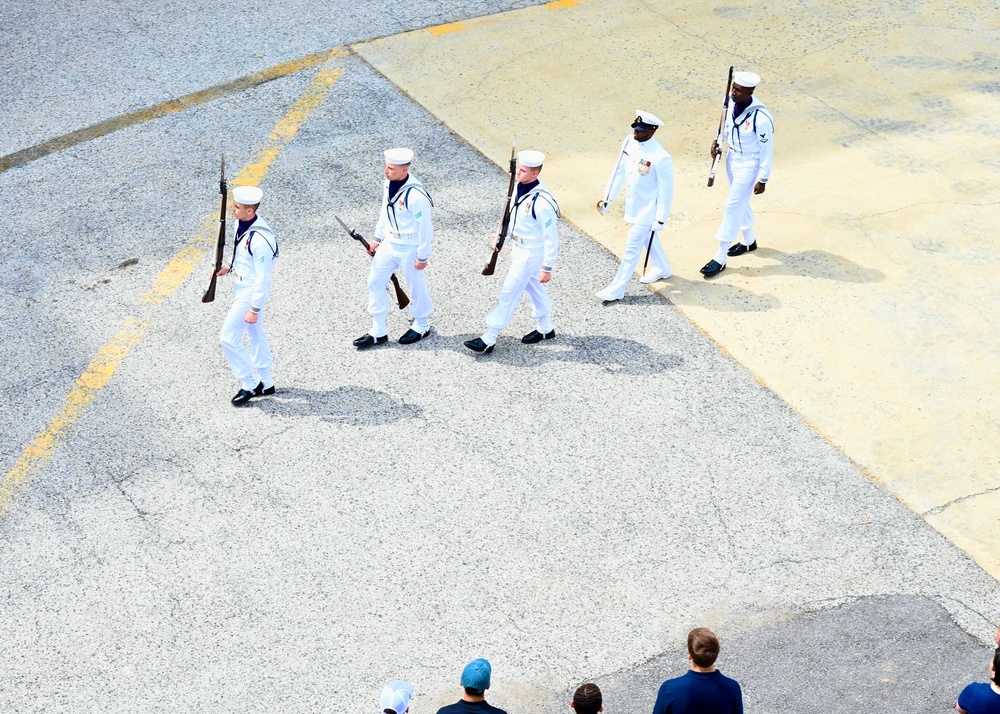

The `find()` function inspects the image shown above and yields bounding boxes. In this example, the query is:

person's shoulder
[959,681,994,701]
[532,184,558,208]
[650,140,672,162]
[751,99,773,118]
[710,670,743,702]
[483,703,509,714]
[657,673,689,692]
[403,180,432,206]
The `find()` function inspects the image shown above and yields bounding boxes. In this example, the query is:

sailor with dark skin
[702,71,774,278]
[711,81,767,197]
[595,109,674,300]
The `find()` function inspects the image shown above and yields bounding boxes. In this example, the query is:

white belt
[511,234,541,246]
[387,232,418,244]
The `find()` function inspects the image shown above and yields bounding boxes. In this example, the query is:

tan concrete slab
[354,0,1000,579]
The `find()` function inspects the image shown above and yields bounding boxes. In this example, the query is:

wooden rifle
[482,136,517,276]
[707,66,734,187]
[335,215,410,309]
[201,154,227,302]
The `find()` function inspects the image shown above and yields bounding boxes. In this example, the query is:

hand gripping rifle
[482,136,517,276]
[335,215,410,310]
[201,154,228,302]
[707,66,734,187]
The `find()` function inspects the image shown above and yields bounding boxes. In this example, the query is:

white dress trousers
[367,241,432,337]
[220,283,274,390]
[484,243,553,340]
[715,154,760,246]
[601,222,671,300]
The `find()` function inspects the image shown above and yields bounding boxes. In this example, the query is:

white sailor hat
[384,147,414,165]
[379,680,414,714]
[732,71,761,88]
[517,149,545,168]
[232,185,263,205]
[631,110,663,129]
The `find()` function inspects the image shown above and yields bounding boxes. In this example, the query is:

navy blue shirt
[732,100,751,120]
[436,700,508,714]
[958,682,1000,713]
[516,179,539,201]
[652,669,743,714]
[389,178,407,199]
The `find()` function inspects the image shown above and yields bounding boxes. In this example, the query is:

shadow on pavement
[652,249,882,313]
[653,274,782,313]
[252,386,422,426]
[737,248,886,283]
[436,333,684,374]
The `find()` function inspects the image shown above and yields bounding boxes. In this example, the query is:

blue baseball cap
[461,658,492,690]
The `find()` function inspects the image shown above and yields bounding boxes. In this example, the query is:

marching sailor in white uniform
[465,150,560,355]
[216,185,279,406]
[354,147,434,349]
[595,110,674,301]
[702,71,774,278]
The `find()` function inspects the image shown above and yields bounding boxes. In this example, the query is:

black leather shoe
[521,329,555,344]
[700,259,726,278]
[464,337,495,354]
[353,334,388,350]
[399,328,430,345]
[254,383,276,396]
[231,388,256,406]
[727,240,757,257]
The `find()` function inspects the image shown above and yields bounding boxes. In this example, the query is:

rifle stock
[707,66,734,187]
[202,154,227,302]
[482,136,517,276]
[335,215,410,310]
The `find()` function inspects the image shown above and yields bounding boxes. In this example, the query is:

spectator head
[461,658,492,696]
[380,680,413,714]
[571,682,603,714]
[992,647,1000,685]
[687,627,721,668]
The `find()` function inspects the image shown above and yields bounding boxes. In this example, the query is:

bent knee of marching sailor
[219,333,241,350]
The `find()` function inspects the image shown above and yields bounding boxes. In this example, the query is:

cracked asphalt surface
[1,1,998,712]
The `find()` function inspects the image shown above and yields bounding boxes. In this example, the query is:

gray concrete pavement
[1,1,999,712]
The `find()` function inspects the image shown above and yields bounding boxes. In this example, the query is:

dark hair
[464,687,485,697]
[992,647,1000,685]
[687,627,721,668]
[572,683,602,714]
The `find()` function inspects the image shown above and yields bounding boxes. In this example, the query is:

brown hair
[687,627,721,668]
[572,683,602,714]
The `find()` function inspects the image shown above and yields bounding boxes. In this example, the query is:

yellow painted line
[0,49,345,522]
[0,318,146,520]
[0,48,346,175]
[426,0,582,35]
[427,20,470,36]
